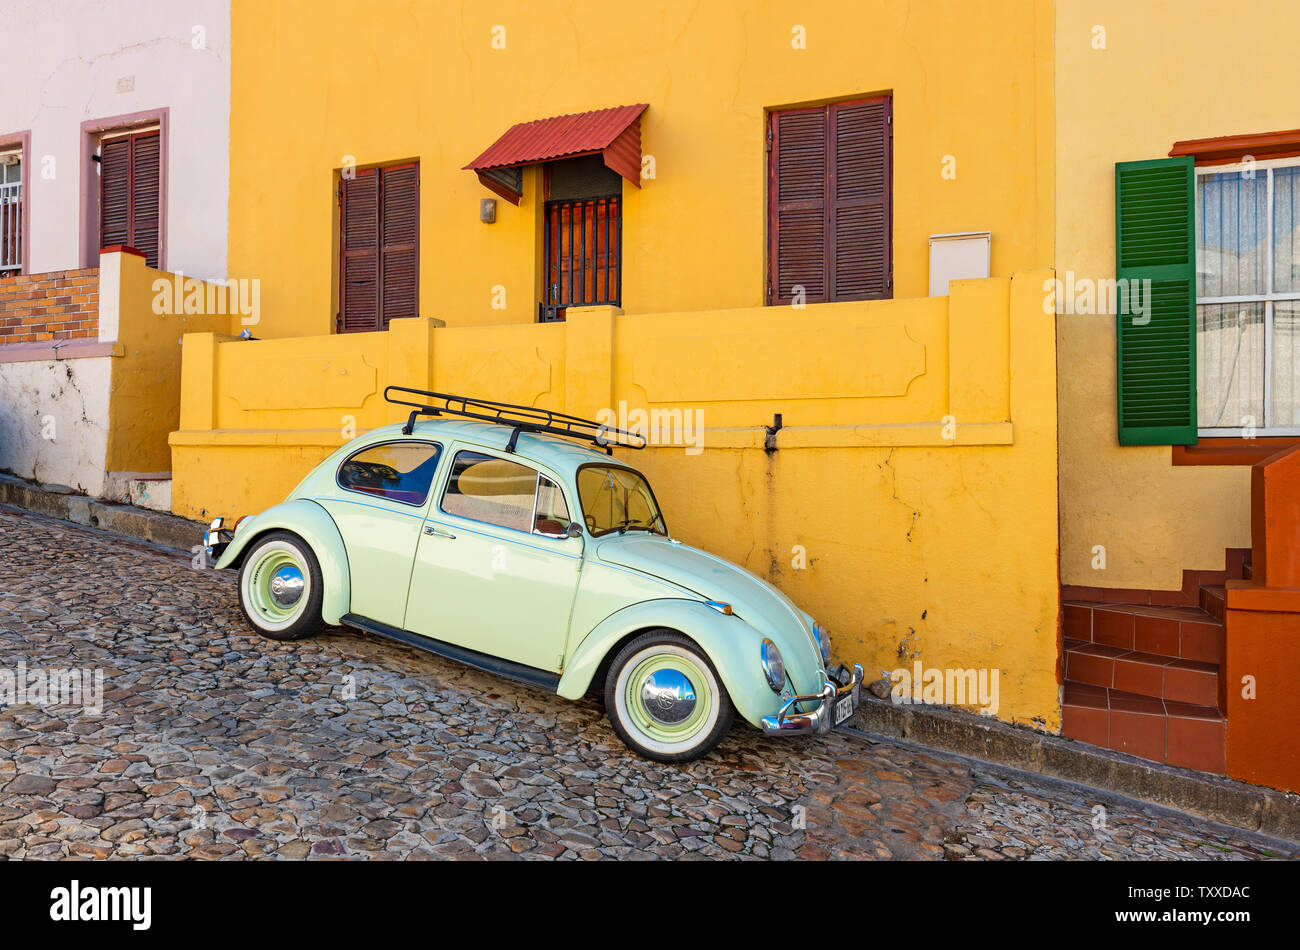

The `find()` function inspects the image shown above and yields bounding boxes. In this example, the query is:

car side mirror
[566,523,583,539]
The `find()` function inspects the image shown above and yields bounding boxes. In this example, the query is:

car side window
[337,441,442,507]
[440,451,538,531]
[534,475,573,537]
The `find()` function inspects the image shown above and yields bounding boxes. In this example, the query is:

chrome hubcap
[639,668,697,725]
[268,564,305,607]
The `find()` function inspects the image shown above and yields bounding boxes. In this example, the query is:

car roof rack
[383,386,647,454]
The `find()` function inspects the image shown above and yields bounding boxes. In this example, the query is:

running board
[339,613,561,692]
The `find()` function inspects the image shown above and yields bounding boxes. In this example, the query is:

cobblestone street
[0,506,1294,861]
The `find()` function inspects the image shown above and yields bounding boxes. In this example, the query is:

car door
[314,439,443,629]
[403,446,583,673]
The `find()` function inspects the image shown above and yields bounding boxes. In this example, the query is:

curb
[851,693,1300,842]
[0,473,203,554]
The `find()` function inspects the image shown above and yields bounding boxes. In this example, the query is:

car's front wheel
[604,630,734,763]
[237,531,324,641]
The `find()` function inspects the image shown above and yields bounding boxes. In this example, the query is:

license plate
[834,694,854,726]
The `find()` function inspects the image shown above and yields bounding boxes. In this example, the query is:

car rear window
[337,441,442,506]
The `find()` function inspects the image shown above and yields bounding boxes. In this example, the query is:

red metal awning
[463,103,648,204]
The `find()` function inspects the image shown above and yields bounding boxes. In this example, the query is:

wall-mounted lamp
[480,198,497,224]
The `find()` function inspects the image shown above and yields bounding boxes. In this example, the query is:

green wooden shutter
[1115,156,1197,445]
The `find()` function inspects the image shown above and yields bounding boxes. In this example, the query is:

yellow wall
[1053,0,1296,589]
[104,253,234,475]
[229,0,1054,335]
[172,272,1061,728]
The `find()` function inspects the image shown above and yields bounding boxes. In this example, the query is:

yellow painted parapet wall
[101,251,234,477]
[170,271,1061,729]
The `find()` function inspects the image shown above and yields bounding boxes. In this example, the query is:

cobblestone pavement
[0,506,1295,861]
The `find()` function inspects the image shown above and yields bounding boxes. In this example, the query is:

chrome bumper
[203,525,232,563]
[760,663,863,736]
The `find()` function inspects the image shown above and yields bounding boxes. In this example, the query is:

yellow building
[1054,0,1300,790]
[226,0,1054,332]
[173,0,1063,733]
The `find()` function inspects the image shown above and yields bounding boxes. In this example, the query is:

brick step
[1062,600,1224,664]
[1062,682,1225,774]
[1064,638,1219,706]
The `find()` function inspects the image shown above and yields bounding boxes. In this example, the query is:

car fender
[558,599,777,728]
[214,499,351,625]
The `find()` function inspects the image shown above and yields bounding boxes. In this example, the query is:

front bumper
[203,522,233,564]
[760,663,863,736]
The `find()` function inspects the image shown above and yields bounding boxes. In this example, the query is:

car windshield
[577,465,667,538]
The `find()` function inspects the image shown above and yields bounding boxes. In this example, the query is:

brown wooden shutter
[769,107,827,304]
[130,131,161,269]
[99,129,161,269]
[99,137,131,251]
[829,99,890,300]
[768,96,891,305]
[339,168,380,333]
[379,162,419,326]
[338,163,420,333]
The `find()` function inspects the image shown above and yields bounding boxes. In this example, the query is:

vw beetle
[205,389,862,762]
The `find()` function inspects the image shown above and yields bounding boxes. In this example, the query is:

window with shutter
[338,162,419,333]
[767,96,892,305]
[99,128,161,269]
[1114,157,1198,445]
[1192,157,1300,436]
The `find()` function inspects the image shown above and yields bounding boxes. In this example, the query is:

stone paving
[0,505,1295,861]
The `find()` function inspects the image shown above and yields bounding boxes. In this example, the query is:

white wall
[0,0,230,280]
[0,357,113,496]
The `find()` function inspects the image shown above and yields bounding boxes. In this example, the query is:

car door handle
[423,525,456,539]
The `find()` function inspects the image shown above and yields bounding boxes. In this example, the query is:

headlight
[760,639,784,692]
[813,622,832,665]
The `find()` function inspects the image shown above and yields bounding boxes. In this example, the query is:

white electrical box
[929,231,991,297]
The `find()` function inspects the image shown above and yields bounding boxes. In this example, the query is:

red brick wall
[0,269,100,344]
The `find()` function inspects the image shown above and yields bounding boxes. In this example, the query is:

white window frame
[0,145,21,276]
[1196,155,1300,436]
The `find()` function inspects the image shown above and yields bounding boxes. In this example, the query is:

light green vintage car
[204,390,862,762]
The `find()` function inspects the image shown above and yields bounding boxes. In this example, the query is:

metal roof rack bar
[383,386,647,453]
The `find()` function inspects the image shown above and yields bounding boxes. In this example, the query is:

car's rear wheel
[237,531,324,641]
[604,630,734,763]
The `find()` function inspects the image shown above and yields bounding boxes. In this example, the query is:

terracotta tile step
[1199,585,1226,623]
[1062,600,1224,664]
[1062,681,1225,775]
[1064,638,1219,706]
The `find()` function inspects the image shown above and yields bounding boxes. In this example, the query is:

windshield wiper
[614,519,655,534]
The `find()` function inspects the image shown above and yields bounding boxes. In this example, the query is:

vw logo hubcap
[640,668,697,725]
[268,564,305,607]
